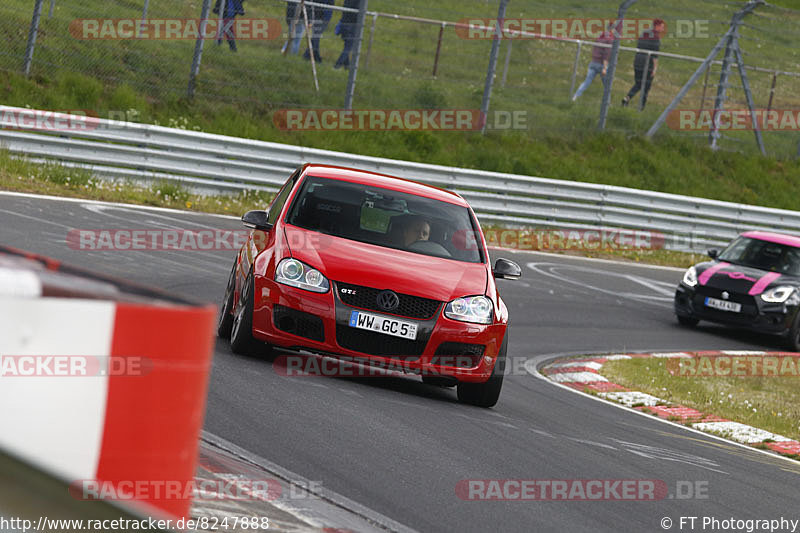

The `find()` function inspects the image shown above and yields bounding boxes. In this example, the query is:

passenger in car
[401,216,431,247]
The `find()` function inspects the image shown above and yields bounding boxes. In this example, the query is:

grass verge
[601,357,800,441]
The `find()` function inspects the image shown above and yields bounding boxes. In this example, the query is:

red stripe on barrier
[96,303,216,519]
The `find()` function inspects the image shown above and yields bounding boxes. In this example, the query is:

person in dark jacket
[334,0,360,69]
[303,0,334,63]
[213,0,245,52]
[622,18,665,109]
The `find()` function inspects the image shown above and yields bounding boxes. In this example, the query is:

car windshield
[718,236,800,275]
[286,175,484,263]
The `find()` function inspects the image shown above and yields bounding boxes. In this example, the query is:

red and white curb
[540,351,800,459]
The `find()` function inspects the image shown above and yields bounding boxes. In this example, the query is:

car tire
[457,334,507,408]
[676,314,699,327]
[786,311,800,352]
[217,262,237,339]
[230,270,269,356]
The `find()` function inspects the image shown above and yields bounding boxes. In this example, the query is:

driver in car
[402,216,431,247]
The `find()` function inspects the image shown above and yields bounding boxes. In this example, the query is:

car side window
[267,172,298,225]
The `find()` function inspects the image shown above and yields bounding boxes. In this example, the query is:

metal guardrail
[2,105,800,252]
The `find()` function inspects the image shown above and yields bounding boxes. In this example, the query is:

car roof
[300,164,469,207]
[741,231,800,248]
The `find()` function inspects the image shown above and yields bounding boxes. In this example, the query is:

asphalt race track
[3,192,798,533]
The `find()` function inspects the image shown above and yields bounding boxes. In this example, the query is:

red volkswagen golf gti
[218,164,521,407]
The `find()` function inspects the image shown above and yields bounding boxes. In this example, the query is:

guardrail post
[480,0,509,134]
[23,0,45,78]
[344,0,369,110]
[187,0,213,99]
[598,0,637,131]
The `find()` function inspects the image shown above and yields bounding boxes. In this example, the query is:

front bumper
[251,276,506,382]
[674,283,798,335]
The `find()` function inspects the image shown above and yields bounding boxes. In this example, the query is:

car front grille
[693,286,758,319]
[335,281,442,319]
[335,325,428,359]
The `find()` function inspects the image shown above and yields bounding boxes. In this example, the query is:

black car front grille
[335,282,442,319]
[273,305,325,342]
[335,325,428,359]
[429,342,485,368]
[692,285,759,322]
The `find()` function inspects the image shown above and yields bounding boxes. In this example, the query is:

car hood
[283,225,487,301]
[695,260,797,295]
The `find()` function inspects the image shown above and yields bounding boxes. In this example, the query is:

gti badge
[722,291,729,300]
[377,290,400,312]
[341,288,356,295]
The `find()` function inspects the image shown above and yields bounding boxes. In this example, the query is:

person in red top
[571,24,616,102]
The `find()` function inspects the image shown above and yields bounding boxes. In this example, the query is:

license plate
[704,297,742,313]
[348,310,418,340]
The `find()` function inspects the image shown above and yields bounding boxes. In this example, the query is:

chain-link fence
[3,0,800,158]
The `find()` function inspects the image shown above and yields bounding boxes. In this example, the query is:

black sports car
[674,231,800,350]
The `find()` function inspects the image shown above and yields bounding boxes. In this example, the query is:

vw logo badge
[722,291,729,300]
[377,290,400,312]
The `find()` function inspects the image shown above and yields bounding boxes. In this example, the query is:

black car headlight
[275,258,329,293]
[761,286,797,304]
[682,266,698,287]
[444,295,493,324]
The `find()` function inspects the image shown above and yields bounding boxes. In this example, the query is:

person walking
[622,18,666,109]
[571,25,616,101]
[334,0,360,69]
[213,0,246,52]
[303,0,334,63]
[283,2,306,55]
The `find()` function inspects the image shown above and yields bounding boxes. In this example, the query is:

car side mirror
[707,248,719,260]
[241,210,273,231]
[493,258,521,280]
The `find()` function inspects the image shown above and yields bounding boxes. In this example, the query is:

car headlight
[682,266,698,287]
[275,258,329,293]
[444,295,493,324]
[761,286,796,303]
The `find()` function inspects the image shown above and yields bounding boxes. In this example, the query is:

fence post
[501,38,512,88]
[48,0,55,18]
[569,41,582,99]
[480,0,509,134]
[709,32,735,150]
[364,13,378,69]
[766,71,777,112]
[187,0,213,98]
[344,0,369,110]
[733,39,765,156]
[23,0,45,78]
[142,0,150,21]
[432,22,446,77]
[598,0,637,131]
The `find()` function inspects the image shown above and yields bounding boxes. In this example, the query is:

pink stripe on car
[748,272,782,295]
[698,262,730,285]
